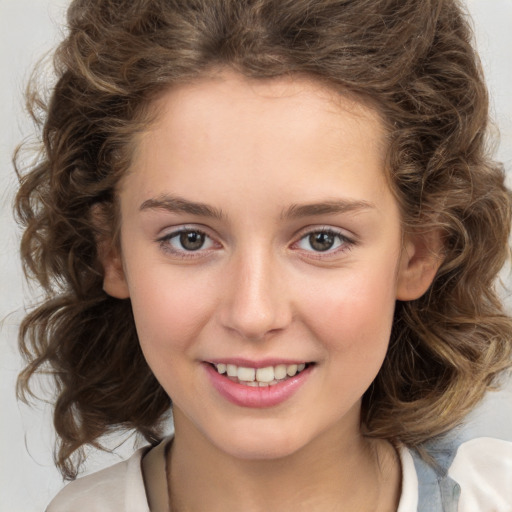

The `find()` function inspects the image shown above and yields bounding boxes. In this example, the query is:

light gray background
[1,1,511,510]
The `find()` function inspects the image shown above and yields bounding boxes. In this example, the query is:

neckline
[141,437,416,512]
[141,437,172,512]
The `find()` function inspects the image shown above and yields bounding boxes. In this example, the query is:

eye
[176,231,208,251]
[295,229,353,254]
[158,228,216,255]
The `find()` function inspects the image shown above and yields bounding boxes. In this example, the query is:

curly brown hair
[15,0,512,479]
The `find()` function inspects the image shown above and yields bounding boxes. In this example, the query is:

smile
[205,361,314,408]
[212,362,309,387]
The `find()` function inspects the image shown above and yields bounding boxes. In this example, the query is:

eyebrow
[140,195,374,220]
[139,195,225,220]
[281,199,375,219]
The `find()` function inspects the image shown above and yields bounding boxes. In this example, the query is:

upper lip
[205,358,311,369]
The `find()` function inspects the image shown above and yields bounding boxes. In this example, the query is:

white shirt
[46,435,512,511]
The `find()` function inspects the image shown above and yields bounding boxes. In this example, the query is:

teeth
[287,364,298,377]
[274,364,287,380]
[256,366,274,383]
[213,362,309,385]
[237,366,256,382]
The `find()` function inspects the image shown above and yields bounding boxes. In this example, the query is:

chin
[208,420,315,461]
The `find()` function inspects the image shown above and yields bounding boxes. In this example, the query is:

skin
[102,71,441,511]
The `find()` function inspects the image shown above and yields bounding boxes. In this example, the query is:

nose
[219,249,292,341]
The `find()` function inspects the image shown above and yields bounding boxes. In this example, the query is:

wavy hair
[15,0,512,479]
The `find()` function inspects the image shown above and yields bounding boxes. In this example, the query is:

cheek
[125,269,220,403]
[126,265,219,358]
[300,263,398,358]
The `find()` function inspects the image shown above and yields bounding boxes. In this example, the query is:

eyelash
[156,227,355,259]
[292,228,355,258]
[157,227,217,259]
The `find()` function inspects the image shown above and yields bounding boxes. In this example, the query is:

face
[104,72,436,461]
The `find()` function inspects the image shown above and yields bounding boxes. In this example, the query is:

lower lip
[204,363,313,408]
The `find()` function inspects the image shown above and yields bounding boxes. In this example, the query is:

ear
[100,243,130,299]
[396,230,444,301]
[92,204,130,299]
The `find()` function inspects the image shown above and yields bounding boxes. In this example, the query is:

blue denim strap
[411,449,460,512]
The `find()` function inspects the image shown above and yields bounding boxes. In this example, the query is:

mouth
[204,360,315,408]
[207,362,312,387]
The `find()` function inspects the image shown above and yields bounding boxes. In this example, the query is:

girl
[15,0,512,510]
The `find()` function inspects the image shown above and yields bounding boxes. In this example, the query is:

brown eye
[308,232,336,252]
[295,229,352,256]
[179,231,206,251]
[158,228,217,257]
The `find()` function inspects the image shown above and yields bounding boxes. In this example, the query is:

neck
[167,410,400,512]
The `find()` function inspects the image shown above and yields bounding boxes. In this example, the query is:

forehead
[120,71,392,216]
[137,70,387,159]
